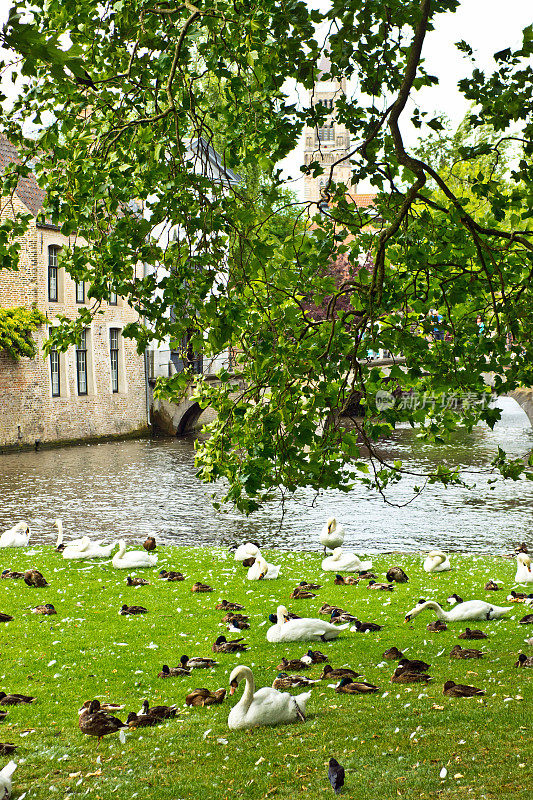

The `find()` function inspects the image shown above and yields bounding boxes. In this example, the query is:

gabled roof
[0,136,45,217]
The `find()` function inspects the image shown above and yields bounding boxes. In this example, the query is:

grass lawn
[0,544,531,799]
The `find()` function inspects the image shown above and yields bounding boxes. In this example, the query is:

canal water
[0,398,532,554]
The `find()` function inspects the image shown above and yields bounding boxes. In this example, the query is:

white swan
[319,517,345,554]
[321,547,372,573]
[423,550,451,573]
[228,665,311,730]
[234,543,261,562]
[267,605,349,642]
[515,553,533,584]
[247,555,280,580]
[62,536,118,560]
[0,521,30,548]
[112,539,158,569]
[404,599,512,623]
[54,519,92,550]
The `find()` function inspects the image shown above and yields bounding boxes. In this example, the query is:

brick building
[0,137,149,450]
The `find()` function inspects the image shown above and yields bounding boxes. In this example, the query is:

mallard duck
[216,600,245,611]
[233,542,261,562]
[227,618,249,631]
[507,591,533,602]
[267,605,348,642]
[319,518,345,554]
[23,569,48,588]
[405,600,511,623]
[386,566,409,583]
[391,668,432,684]
[519,614,533,624]
[302,648,328,664]
[228,665,310,729]
[78,700,126,740]
[443,680,484,697]
[290,586,317,599]
[352,620,383,632]
[447,593,464,605]
[0,692,34,705]
[242,556,256,567]
[185,687,226,707]
[272,673,316,689]
[191,581,213,593]
[423,550,451,573]
[277,657,310,672]
[367,581,394,591]
[0,744,17,756]
[458,628,488,640]
[515,553,533,584]
[212,635,248,653]
[427,620,447,632]
[321,548,372,573]
[333,574,358,585]
[31,604,56,615]
[330,609,358,624]
[0,570,23,580]
[320,664,360,680]
[180,654,218,669]
[159,570,184,581]
[79,700,125,713]
[0,613,13,623]
[319,603,346,616]
[514,653,533,667]
[139,699,178,719]
[397,658,431,672]
[484,580,500,591]
[0,521,30,548]
[335,677,379,694]
[143,536,156,551]
[126,576,150,586]
[119,605,147,615]
[112,540,157,569]
[298,580,322,591]
[158,664,191,678]
[221,612,249,625]
[126,711,160,728]
[383,647,404,660]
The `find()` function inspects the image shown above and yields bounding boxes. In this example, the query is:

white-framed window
[75,280,85,304]
[49,327,60,397]
[110,328,120,393]
[48,246,60,302]
[76,329,88,396]
[317,126,335,142]
[109,290,118,306]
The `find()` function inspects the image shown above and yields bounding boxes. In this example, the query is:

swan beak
[229,681,237,695]
[404,616,411,622]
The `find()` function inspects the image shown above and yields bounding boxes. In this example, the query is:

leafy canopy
[1,0,533,512]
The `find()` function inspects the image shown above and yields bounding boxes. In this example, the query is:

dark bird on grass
[328,758,345,795]
[31,604,56,615]
[335,677,379,694]
[333,574,358,585]
[298,580,322,590]
[352,620,383,633]
[277,657,310,672]
[303,648,328,664]
[24,569,48,587]
[320,664,360,681]
[227,618,249,630]
[319,603,346,616]
[216,599,245,611]
[126,576,150,586]
[447,594,464,605]
[386,566,409,583]
[0,744,17,755]
[449,645,483,659]
[126,711,160,728]
[119,604,147,615]
[180,654,218,669]
[0,692,34,706]
[212,636,247,654]
[143,536,156,551]
[158,664,191,678]
[242,556,256,567]
[291,586,317,599]
[273,673,316,689]
[140,699,178,719]
[515,653,533,667]
[458,628,487,640]
[508,591,533,602]
[427,620,447,632]
[330,609,358,624]
[397,658,431,673]
[383,647,404,660]
[0,613,13,623]
[78,700,126,741]
[0,711,7,722]
[484,580,500,591]
[191,581,213,593]
[221,612,249,625]
[1,570,23,580]
[367,580,394,591]
[159,570,184,581]
[357,571,377,580]
[443,680,484,697]
[185,687,226,707]
[519,614,533,624]
[391,669,431,684]
[79,700,124,713]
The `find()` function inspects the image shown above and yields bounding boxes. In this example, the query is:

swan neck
[418,601,447,620]
[238,668,255,712]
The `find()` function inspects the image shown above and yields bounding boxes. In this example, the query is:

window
[317,126,335,142]
[75,280,85,304]
[109,290,118,306]
[76,330,88,395]
[49,328,60,397]
[48,246,59,301]
[110,328,120,393]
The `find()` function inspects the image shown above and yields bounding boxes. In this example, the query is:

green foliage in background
[0,306,46,359]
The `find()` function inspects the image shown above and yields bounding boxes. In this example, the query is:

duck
[247,555,280,580]
[397,658,431,673]
[449,645,483,659]
[119,604,147,615]
[79,699,125,713]
[0,760,17,798]
[427,620,447,632]
[228,665,311,729]
[126,711,161,728]
[391,669,432,684]
[0,692,34,705]
[319,518,345,554]
[272,673,316,689]
[221,612,249,625]
[383,647,404,660]
[31,604,56,615]
[143,536,156,551]
[330,609,359,624]
[227,619,249,632]
[320,664,360,681]
[335,677,379,694]
[63,537,118,561]
[458,628,488,640]
[139,699,178,719]
[126,576,150,586]
[267,605,348,642]
[233,542,261,562]
[321,548,372,573]
[277,657,310,672]
[216,600,245,611]
[112,540,157,569]
[333,574,358,585]
[514,653,533,667]
[507,590,533,602]
[319,603,346,616]
[212,635,247,653]
[302,648,328,664]
[297,580,322,590]
[367,580,394,591]
[515,553,533,584]
[443,680,484,697]
[0,745,17,756]
[290,586,317,599]
[0,570,23,580]
[268,611,301,623]
[351,620,383,632]
[447,593,464,605]
[23,569,48,587]
[386,566,409,583]
[242,556,256,567]
[159,570,184,581]
[423,550,451,573]
[484,580,500,591]
[404,600,512,623]
[180,654,218,669]
[0,613,13,623]
[185,687,226,707]
[192,581,213,592]
[519,613,533,624]
[0,521,30,548]
[158,664,191,678]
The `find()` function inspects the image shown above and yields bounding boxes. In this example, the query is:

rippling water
[0,398,532,554]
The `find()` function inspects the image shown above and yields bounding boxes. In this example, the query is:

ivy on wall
[0,306,46,359]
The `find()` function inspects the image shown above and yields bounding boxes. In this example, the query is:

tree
[1,0,533,512]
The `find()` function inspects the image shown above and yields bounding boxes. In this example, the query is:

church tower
[303,55,356,203]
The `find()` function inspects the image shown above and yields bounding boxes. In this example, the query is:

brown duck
[126,711,160,728]
[426,620,447,632]
[383,647,404,660]
[319,603,346,615]
[386,567,409,583]
[79,700,126,740]
[215,600,245,611]
[1,570,23,580]
[191,581,213,593]
[514,653,533,667]
[303,648,328,663]
[290,586,317,599]
[126,576,150,586]
[272,673,316,689]
[143,536,156,551]
[0,744,17,755]
[212,636,247,654]
[185,688,226,707]
[24,569,48,588]
[277,657,310,672]
[158,664,191,677]
[0,692,35,705]
[391,669,432,684]
[119,605,147,615]
[297,581,322,591]
[221,612,249,625]
[397,658,431,672]
[335,677,379,694]
[334,574,358,585]
[0,613,13,623]
[352,620,383,632]
[31,604,56,615]
[139,699,178,719]
[484,580,500,591]
[458,628,487,640]
[320,664,360,680]
[519,614,533,624]
[449,645,484,659]
[159,570,184,581]
[443,680,484,697]
[242,557,256,567]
